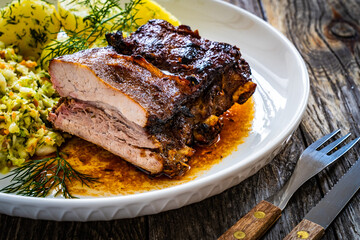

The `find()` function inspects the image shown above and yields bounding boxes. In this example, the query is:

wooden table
[1,0,360,239]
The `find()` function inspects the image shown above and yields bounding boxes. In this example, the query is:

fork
[218,129,360,240]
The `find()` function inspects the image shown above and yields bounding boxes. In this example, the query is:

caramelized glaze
[65,99,254,196]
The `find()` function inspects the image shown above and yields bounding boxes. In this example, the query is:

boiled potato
[42,0,181,68]
[133,0,180,27]
[39,31,69,70]
[58,0,180,38]
[0,0,61,59]
[57,0,94,35]
[58,0,118,43]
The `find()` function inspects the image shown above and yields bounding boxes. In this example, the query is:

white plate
[0,0,309,221]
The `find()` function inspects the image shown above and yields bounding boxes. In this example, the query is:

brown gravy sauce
[65,99,255,196]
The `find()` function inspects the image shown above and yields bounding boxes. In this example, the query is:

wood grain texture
[1,1,360,240]
[0,214,147,240]
[223,0,265,17]
[218,200,281,240]
[261,0,360,239]
[284,219,324,240]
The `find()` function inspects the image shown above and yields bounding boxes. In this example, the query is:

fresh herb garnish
[29,28,48,47]
[41,0,142,67]
[6,15,18,25]
[0,151,99,199]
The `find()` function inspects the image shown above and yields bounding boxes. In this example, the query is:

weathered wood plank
[223,0,264,17]
[0,214,147,240]
[261,0,360,239]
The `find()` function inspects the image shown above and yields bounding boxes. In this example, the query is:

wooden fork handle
[283,219,325,240]
[218,200,282,240]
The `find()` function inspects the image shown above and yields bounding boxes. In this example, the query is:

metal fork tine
[308,129,341,150]
[329,137,360,161]
[267,131,359,213]
[321,133,351,154]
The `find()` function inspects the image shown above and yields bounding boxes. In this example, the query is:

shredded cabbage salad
[0,41,64,173]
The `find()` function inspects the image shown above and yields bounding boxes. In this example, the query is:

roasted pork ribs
[48,20,256,177]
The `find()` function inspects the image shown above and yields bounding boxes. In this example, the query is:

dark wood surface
[1,0,360,239]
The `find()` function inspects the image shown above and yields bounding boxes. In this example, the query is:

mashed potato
[0,42,64,173]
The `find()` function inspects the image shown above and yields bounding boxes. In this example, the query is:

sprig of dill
[0,151,99,199]
[41,0,142,67]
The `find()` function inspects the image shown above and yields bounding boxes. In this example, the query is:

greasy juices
[65,99,255,196]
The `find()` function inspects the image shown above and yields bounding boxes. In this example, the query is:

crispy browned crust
[49,20,256,177]
[51,48,192,123]
[106,19,256,124]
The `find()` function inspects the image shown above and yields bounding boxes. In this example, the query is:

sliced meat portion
[48,99,163,173]
[49,20,256,176]
[50,47,192,127]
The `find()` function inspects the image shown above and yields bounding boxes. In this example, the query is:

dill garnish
[29,28,48,47]
[6,15,18,25]
[0,151,99,199]
[41,0,142,67]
